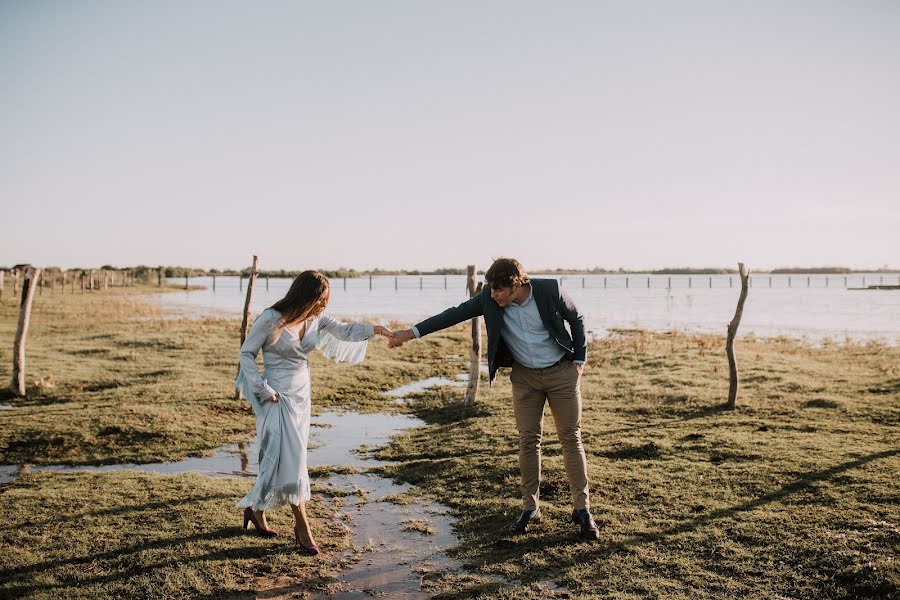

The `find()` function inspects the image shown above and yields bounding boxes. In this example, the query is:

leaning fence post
[464,265,482,407]
[12,265,41,397]
[235,255,260,400]
[726,263,750,409]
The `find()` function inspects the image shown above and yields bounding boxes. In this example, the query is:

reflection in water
[0,385,467,597]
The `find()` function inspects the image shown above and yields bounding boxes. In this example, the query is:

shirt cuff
[412,326,421,338]
[574,360,585,365]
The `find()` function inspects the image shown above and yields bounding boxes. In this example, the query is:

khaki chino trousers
[510,360,590,511]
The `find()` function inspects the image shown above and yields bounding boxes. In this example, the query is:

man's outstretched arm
[389,292,485,348]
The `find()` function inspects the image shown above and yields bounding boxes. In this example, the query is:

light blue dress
[235,308,374,510]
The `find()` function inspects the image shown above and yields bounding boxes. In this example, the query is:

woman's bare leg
[290,502,316,546]
[254,509,270,531]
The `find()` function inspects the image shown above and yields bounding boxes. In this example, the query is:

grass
[1,288,898,598]
[375,330,900,599]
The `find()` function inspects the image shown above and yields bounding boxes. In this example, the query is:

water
[152,274,900,343]
[0,386,464,598]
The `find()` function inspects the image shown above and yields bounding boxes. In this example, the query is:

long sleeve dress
[235,308,375,510]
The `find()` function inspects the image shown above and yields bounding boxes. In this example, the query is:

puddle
[0,385,465,598]
[382,375,468,404]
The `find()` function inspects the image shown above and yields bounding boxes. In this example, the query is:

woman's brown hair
[271,270,330,329]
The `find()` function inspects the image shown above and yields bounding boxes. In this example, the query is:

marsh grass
[377,330,900,599]
[1,289,898,598]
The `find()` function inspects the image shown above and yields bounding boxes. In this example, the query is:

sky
[1,0,898,272]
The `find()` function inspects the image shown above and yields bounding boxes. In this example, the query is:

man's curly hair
[484,257,530,289]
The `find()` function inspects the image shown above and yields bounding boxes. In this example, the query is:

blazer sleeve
[559,288,587,363]
[414,290,486,337]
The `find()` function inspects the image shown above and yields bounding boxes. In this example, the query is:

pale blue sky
[2,1,898,271]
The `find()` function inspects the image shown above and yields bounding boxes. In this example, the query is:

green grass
[375,330,900,599]
[1,289,898,598]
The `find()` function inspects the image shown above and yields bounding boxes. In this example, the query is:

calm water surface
[153,274,900,344]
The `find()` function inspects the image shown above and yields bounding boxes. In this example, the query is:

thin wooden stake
[12,266,41,397]
[235,255,260,400]
[464,265,482,407]
[726,263,750,409]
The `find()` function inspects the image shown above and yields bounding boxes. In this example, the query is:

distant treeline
[2,265,898,280]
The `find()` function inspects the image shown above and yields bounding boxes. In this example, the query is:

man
[389,258,598,540]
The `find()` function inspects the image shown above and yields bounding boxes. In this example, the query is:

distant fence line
[168,273,900,293]
[0,268,137,300]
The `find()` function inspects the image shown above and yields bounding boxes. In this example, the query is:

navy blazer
[414,278,587,383]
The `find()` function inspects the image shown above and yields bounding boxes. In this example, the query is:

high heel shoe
[294,525,319,555]
[243,507,278,537]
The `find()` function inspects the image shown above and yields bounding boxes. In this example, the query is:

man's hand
[575,363,584,376]
[389,328,416,348]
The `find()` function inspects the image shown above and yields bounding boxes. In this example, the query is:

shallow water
[0,382,465,597]
[151,274,900,344]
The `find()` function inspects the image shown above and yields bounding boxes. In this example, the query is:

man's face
[490,284,517,307]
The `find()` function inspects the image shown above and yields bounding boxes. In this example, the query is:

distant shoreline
[3,265,899,279]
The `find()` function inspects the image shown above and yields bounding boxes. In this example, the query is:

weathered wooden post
[38,271,43,296]
[13,269,19,295]
[444,276,447,290]
[184,272,189,290]
[0,269,4,300]
[603,277,607,289]
[343,277,347,291]
[11,266,41,397]
[369,275,373,290]
[81,273,86,293]
[582,277,585,288]
[235,255,260,400]
[158,267,163,287]
[464,265,482,407]
[726,263,750,409]
[212,274,216,292]
[266,275,269,291]
[419,277,423,290]
[394,276,398,291]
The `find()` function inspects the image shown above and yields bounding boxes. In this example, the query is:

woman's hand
[264,393,279,403]
[374,325,394,338]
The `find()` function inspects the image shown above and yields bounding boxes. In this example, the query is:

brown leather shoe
[508,509,542,535]
[572,509,599,540]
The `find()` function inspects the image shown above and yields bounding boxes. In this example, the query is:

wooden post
[0,269,4,301]
[667,277,671,289]
[13,269,19,295]
[184,272,189,290]
[81,273,86,293]
[419,277,423,290]
[266,276,269,291]
[235,255,260,400]
[464,265,482,407]
[343,277,347,291]
[647,276,650,288]
[726,263,750,409]
[239,275,243,292]
[444,276,447,290]
[688,277,692,288]
[38,271,43,296]
[11,266,41,397]
[394,276,398,291]
[603,277,607,289]
[72,272,76,293]
[788,276,792,288]
[625,277,629,289]
[709,276,712,288]
[212,274,216,292]
[369,275,373,290]
[158,268,163,287]
[582,277,585,288]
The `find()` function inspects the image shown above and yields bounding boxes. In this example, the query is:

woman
[235,270,392,555]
